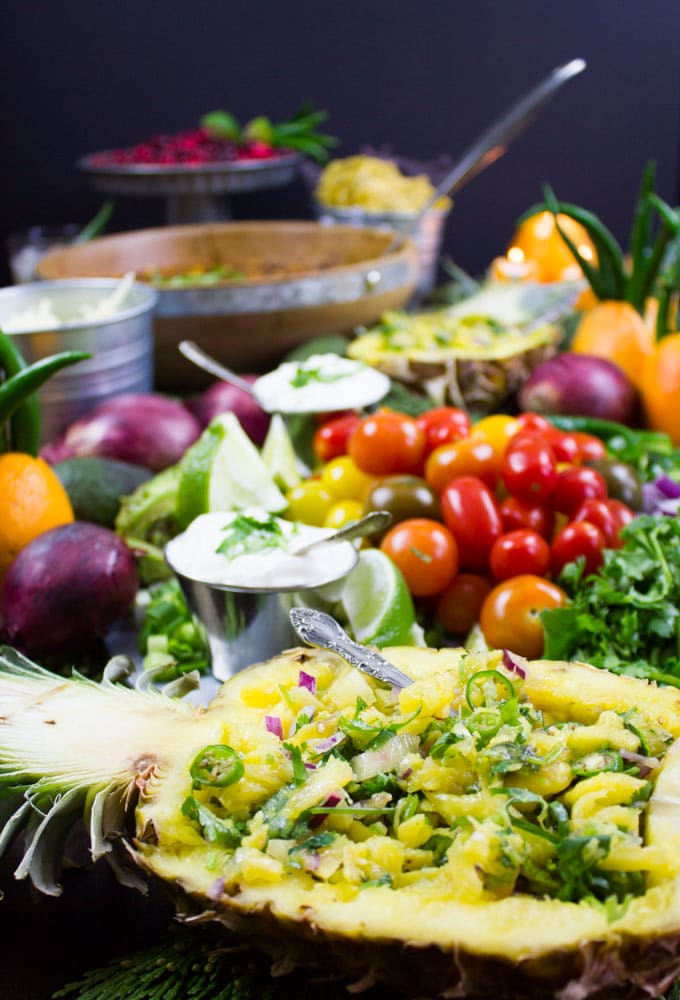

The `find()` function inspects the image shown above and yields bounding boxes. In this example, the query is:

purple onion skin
[1,522,138,658]
[186,378,270,445]
[518,353,638,425]
[41,394,202,472]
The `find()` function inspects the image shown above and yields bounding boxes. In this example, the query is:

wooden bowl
[38,222,419,389]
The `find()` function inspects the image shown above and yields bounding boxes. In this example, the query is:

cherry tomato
[489,530,551,581]
[440,476,503,571]
[313,414,361,463]
[550,520,606,578]
[349,410,425,476]
[425,438,498,493]
[502,434,557,505]
[285,481,334,526]
[319,455,374,501]
[542,428,580,464]
[604,498,636,545]
[479,574,568,659]
[499,495,555,540]
[571,431,607,463]
[363,475,441,527]
[324,499,364,529]
[435,573,491,635]
[516,412,554,435]
[471,414,521,463]
[416,407,471,454]
[570,498,618,547]
[550,466,608,516]
[380,518,459,597]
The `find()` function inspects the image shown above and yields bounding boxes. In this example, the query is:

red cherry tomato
[542,428,580,464]
[499,495,555,540]
[550,466,608,516]
[479,574,568,659]
[502,434,558,505]
[570,431,608,463]
[425,438,498,493]
[571,498,618,547]
[349,410,426,476]
[515,413,554,435]
[440,476,503,571]
[380,518,459,597]
[550,520,606,578]
[435,573,491,635]
[604,498,636,546]
[416,407,472,454]
[489,529,551,581]
[313,414,361,463]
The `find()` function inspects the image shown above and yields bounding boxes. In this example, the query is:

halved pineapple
[2,644,680,997]
[347,282,578,412]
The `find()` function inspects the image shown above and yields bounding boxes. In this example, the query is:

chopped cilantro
[216,513,288,560]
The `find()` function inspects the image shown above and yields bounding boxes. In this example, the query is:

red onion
[518,353,638,425]
[186,378,270,445]
[502,649,527,680]
[314,733,345,754]
[298,669,317,695]
[42,393,202,472]
[265,715,283,739]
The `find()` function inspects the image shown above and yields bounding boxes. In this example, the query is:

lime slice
[339,549,416,647]
[176,412,287,529]
[261,414,303,491]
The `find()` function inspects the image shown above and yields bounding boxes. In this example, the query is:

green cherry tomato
[363,475,441,530]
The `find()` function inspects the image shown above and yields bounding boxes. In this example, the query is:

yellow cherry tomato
[471,415,521,464]
[324,499,364,529]
[284,481,334,525]
[319,455,375,501]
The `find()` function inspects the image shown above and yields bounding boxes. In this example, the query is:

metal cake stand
[77,151,302,225]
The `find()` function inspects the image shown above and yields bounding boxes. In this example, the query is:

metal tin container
[0,279,157,443]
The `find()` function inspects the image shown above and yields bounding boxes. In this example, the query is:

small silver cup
[166,552,358,681]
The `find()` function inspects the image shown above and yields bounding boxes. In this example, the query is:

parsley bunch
[542,515,680,687]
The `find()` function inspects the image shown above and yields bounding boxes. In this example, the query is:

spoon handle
[179,340,260,398]
[292,510,393,555]
[290,607,414,688]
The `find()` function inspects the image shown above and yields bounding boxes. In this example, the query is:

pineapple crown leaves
[0,645,195,896]
[521,161,680,315]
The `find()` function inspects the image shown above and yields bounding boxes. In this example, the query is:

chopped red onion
[656,475,680,499]
[620,749,660,777]
[643,478,680,516]
[207,877,225,901]
[265,715,284,739]
[502,649,527,680]
[304,762,317,771]
[298,670,317,695]
[314,733,346,754]
[309,791,342,828]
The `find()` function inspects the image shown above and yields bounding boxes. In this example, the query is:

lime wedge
[176,412,287,529]
[339,549,416,647]
[261,414,303,491]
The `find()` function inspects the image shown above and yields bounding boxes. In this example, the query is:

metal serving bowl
[37,221,420,390]
[0,279,157,442]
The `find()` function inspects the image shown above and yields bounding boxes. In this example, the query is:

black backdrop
[2,0,680,287]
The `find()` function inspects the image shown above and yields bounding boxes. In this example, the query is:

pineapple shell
[3,645,680,997]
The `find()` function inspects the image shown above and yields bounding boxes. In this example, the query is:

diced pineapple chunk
[396,813,432,848]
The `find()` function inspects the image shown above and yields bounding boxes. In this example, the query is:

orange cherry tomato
[640,333,680,444]
[479,574,568,659]
[349,410,426,476]
[435,573,491,636]
[380,518,459,597]
[425,438,498,493]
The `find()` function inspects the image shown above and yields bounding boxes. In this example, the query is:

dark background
[2,0,680,288]
[1,3,680,996]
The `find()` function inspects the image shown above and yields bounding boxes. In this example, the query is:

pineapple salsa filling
[174,649,676,911]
